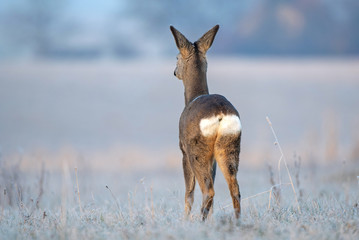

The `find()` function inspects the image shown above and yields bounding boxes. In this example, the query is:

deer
[170,25,242,221]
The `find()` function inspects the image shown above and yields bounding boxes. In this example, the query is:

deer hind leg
[208,160,217,215]
[182,153,195,216]
[195,167,214,221]
[215,134,241,218]
[188,151,215,221]
[211,161,217,184]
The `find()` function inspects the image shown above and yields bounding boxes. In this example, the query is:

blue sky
[67,0,119,21]
[1,0,120,21]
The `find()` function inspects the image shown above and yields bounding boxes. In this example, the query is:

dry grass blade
[74,167,83,215]
[268,164,281,205]
[266,116,301,213]
[106,185,124,220]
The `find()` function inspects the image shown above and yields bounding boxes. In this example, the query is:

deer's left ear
[195,25,219,53]
[170,26,193,57]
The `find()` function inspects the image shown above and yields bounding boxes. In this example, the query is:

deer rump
[180,94,241,138]
[179,94,241,166]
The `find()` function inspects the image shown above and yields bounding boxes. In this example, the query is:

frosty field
[0,58,358,239]
[0,159,358,239]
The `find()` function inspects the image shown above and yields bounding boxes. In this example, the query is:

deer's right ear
[170,26,193,57]
[195,25,219,53]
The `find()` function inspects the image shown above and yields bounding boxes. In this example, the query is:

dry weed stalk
[106,185,124,220]
[74,167,83,215]
[0,154,23,207]
[128,192,133,220]
[267,164,281,206]
[150,186,155,220]
[61,161,70,230]
[26,163,46,221]
[267,183,291,210]
[221,182,290,210]
[266,116,301,213]
[293,154,304,200]
[35,163,45,209]
[15,183,36,224]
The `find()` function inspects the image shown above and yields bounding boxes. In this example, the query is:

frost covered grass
[1,194,358,240]
[0,156,358,240]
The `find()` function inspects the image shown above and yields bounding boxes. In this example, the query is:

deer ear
[195,25,219,53]
[170,26,193,57]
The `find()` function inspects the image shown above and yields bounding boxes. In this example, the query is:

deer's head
[170,25,219,81]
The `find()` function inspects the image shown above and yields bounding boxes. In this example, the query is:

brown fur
[170,25,241,220]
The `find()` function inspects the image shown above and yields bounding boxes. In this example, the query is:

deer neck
[183,65,209,106]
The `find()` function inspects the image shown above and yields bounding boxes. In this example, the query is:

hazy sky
[67,0,118,21]
[1,0,357,57]
[1,0,119,21]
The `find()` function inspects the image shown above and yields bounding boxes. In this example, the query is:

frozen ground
[0,58,359,239]
[0,159,358,239]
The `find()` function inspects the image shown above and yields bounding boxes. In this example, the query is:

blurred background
[0,0,359,173]
[1,0,359,58]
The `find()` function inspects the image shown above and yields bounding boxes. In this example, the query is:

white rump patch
[200,114,241,137]
[218,115,241,135]
[200,116,221,137]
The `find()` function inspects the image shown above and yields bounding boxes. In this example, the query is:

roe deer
[170,25,242,220]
